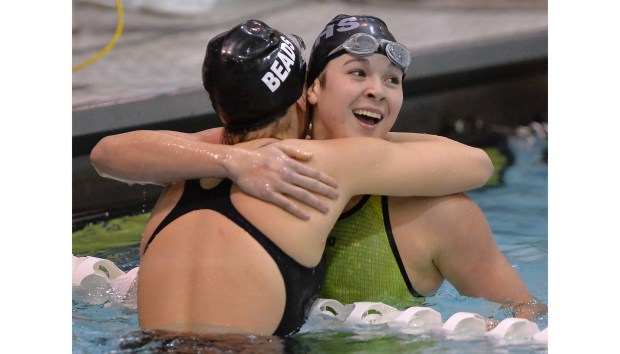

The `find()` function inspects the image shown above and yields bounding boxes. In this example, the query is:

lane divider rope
[72,255,547,344]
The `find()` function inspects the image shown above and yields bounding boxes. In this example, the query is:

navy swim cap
[202,20,307,132]
[307,15,409,86]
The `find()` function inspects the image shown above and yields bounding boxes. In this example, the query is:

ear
[307,79,321,105]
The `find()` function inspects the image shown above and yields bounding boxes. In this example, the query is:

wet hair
[219,108,293,145]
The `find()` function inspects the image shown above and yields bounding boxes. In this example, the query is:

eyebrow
[342,56,405,75]
[343,57,369,66]
[343,57,400,72]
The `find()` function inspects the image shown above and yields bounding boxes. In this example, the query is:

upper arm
[158,127,223,144]
[352,138,489,196]
[288,137,492,198]
[286,138,427,196]
[431,195,531,304]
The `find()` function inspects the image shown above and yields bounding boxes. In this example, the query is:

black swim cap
[307,14,407,86]
[202,20,307,132]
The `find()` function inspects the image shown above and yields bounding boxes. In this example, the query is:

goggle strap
[327,33,411,72]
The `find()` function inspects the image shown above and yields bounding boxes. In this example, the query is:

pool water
[72,136,548,353]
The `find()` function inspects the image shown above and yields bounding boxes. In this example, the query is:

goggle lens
[345,33,380,54]
[328,33,410,72]
[385,43,411,71]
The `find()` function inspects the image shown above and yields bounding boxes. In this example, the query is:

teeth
[353,109,382,120]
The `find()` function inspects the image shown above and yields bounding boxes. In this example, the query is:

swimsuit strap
[143,179,325,336]
[381,195,422,298]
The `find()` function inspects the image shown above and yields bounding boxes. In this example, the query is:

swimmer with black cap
[202,20,308,140]
[305,14,411,140]
[91,19,342,221]
[305,15,547,323]
[307,14,410,88]
[137,18,495,337]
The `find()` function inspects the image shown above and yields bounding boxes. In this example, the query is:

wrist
[220,146,246,180]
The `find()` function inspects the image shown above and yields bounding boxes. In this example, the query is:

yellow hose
[73,0,124,72]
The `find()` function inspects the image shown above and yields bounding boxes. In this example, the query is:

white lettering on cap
[261,36,297,92]
[337,17,360,33]
[261,72,280,92]
[313,17,359,46]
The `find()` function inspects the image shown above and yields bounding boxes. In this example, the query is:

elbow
[474,148,494,188]
[90,136,115,176]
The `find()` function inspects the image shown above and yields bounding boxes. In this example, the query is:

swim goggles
[327,32,411,73]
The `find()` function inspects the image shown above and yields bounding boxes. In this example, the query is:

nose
[363,76,385,101]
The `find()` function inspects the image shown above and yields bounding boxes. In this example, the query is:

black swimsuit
[144,179,326,337]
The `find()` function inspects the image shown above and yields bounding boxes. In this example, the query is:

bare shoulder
[282,137,384,153]
[192,127,223,142]
[279,137,370,163]
[235,138,280,150]
[156,127,224,143]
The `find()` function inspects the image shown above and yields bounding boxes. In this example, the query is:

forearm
[429,143,493,193]
[384,133,493,194]
[436,218,547,322]
[396,140,493,196]
[90,130,240,185]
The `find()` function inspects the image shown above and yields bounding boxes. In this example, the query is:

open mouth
[353,109,383,125]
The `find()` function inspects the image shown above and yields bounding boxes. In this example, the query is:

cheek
[384,95,403,127]
[390,92,404,114]
[319,91,347,118]
[394,100,403,115]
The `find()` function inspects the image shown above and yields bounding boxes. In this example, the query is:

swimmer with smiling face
[306,15,546,321]
[134,19,493,337]
[91,15,546,329]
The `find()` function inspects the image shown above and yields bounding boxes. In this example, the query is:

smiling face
[307,53,404,140]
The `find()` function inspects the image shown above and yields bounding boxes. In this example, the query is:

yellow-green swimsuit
[320,195,424,309]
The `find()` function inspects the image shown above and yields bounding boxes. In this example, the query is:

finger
[289,162,338,189]
[287,173,339,200]
[279,184,330,214]
[267,193,310,220]
[278,144,313,161]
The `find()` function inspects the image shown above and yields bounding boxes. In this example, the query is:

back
[136,137,380,336]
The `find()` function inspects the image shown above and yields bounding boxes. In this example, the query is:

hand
[499,296,548,321]
[227,143,339,220]
[486,317,499,331]
[510,297,548,320]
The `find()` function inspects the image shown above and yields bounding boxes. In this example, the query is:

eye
[385,75,401,86]
[349,69,366,77]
